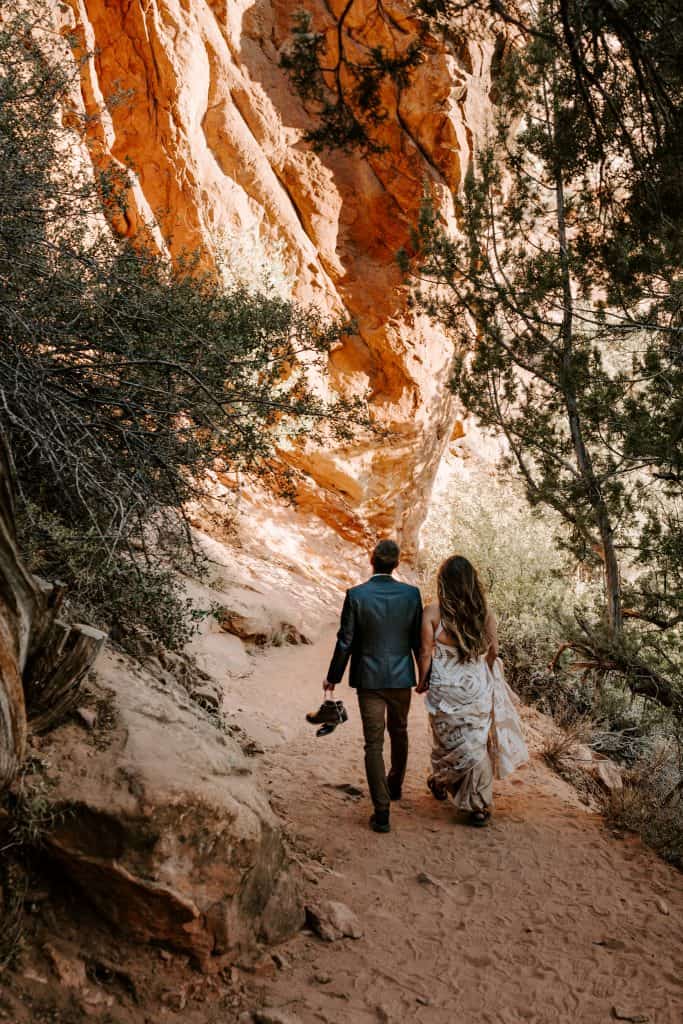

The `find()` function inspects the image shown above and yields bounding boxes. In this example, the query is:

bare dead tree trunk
[25,609,106,735]
[0,434,36,788]
[0,433,106,790]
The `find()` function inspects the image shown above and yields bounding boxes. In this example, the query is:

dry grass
[604,751,683,869]
[541,716,592,773]
[0,867,25,972]
[540,712,683,861]
[541,717,607,804]
[6,762,63,850]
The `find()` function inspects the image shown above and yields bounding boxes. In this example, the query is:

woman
[417,555,528,827]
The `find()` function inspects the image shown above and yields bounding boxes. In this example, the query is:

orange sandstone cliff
[59,0,499,551]
[0,1,503,975]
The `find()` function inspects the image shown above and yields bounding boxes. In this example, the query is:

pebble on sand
[305,900,363,942]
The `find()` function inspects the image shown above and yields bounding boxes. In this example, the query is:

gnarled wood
[0,434,37,788]
[0,432,107,789]
[28,622,107,734]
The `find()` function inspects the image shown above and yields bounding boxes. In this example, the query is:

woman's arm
[484,610,499,669]
[416,605,437,692]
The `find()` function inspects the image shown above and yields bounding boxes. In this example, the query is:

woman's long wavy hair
[437,555,488,662]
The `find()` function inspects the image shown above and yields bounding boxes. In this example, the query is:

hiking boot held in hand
[305,699,348,737]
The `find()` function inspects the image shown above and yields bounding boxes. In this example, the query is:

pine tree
[405,1,681,709]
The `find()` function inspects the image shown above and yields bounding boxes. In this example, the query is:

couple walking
[318,539,528,833]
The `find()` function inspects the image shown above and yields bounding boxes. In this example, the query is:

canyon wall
[58,0,498,553]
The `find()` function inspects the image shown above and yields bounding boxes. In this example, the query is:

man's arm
[411,591,423,662]
[324,591,356,689]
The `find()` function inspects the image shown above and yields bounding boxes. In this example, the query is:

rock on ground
[305,900,363,942]
[31,649,304,966]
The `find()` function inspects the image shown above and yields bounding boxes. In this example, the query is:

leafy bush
[0,1,366,648]
[18,502,198,651]
[417,460,595,672]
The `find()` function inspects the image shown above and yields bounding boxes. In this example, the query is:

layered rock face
[58,0,498,552]
[36,648,304,964]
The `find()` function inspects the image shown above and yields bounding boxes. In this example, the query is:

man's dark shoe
[370,811,390,833]
[306,700,348,726]
[387,775,402,801]
[315,721,339,737]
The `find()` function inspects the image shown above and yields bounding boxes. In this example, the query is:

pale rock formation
[51,0,499,552]
[35,648,304,965]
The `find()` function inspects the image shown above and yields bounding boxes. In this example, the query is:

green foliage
[406,0,682,712]
[17,502,198,651]
[418,463,586,657]
[280,7,425,153]
[418,462,610,702]
[284,0,682,699]
[0,1,368,647]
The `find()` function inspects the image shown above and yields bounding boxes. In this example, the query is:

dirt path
[227,628,683,1024]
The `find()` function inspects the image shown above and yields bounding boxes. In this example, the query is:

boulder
[188,632,252,681]
[32,650,304,966]
[218,609,309,647]
[183,571,315,652]
[590,758,623,793]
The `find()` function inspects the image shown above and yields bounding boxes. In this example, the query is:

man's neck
[371,572,393,577]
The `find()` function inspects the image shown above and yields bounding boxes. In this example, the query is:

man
[321,539,422,833]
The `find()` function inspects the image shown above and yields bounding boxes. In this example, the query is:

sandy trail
[225,627,683,1024]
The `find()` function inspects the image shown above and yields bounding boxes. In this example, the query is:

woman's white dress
[425,626,528,811]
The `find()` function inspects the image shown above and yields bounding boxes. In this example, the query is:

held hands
[416,677,430,694]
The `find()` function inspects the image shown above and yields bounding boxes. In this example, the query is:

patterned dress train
[425,625,528,812]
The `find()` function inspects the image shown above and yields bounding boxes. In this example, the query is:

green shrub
[18,502,198,651]
[0,1,367,648]
[418,462,596,670]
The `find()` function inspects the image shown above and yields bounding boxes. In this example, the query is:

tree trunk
[0,433,107,790]
[551,67,623,640]
[26,618,106,734]
[0,435,35,788]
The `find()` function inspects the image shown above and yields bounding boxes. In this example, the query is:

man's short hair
[372,539,400,574]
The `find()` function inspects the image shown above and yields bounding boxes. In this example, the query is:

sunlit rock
[52,0,499,552]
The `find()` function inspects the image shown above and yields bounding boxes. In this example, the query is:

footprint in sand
[457,881,477,901]
[464,951,495,969]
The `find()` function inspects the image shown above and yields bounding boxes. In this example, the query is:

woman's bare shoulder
[424,602,440,622]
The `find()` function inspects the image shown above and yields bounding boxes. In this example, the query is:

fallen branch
[550,619,681,716]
